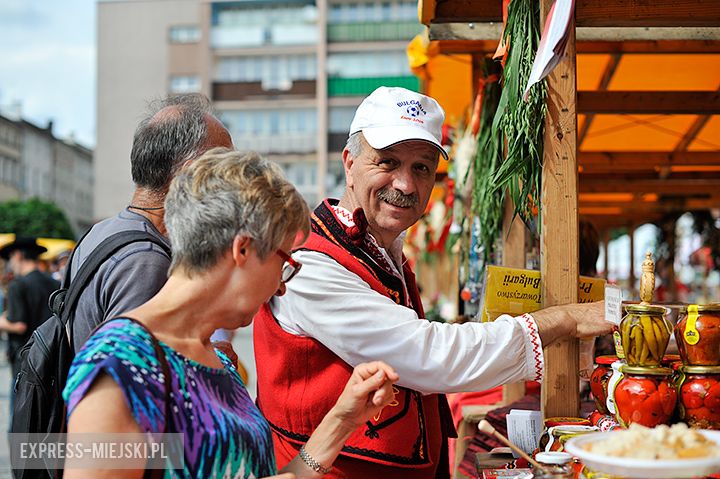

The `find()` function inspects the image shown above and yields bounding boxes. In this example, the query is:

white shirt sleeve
[271,250,545,395]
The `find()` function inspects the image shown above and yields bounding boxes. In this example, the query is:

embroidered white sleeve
[515,313,545,382]
[271,251,543,394]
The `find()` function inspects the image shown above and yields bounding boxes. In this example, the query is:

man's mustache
[377,188,419,208]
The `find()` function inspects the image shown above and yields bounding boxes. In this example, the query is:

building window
[327,51,410,78]
[216,55,317,84]
[169,25,201,43]
[218,108,317,154]
[169,75,201,93]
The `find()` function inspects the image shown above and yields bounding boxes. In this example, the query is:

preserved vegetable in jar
[590,356,617,415]
[677,365,720,429]
[675,304,720,366]
[614,365,676,428]
[620,304,671,367]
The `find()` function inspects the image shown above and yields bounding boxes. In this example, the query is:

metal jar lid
[536,451,573,465]
[680,303,720,314]
[620,365,672,376]
[624,303,668,315]
[595,355,618,366]
[681,365,720,375]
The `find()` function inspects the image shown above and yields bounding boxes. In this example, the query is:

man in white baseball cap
[254,87,612,479]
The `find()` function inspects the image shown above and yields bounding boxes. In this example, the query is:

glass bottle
[533,452,573,478]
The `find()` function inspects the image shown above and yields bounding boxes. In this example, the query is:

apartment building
[0,112,94,235]
[96,0,422,218]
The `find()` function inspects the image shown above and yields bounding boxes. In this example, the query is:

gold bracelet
[298,445,332,474]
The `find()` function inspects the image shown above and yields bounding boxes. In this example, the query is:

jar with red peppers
[614,365,677,428]
[676,304,720,366]
[677,365,720,429]
[590,356,618,415]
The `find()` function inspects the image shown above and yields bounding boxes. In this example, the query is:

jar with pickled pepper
[614,365,676,427]
[590,356,617,415]
[675,304,720,366]
[619,304,671,367]
[677,365,720,429]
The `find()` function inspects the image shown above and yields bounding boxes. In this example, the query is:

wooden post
[603,229,610,279]
[502,199,527,404]
[667,218,678,301]
[628,223,635,295]
[540,3,580,418]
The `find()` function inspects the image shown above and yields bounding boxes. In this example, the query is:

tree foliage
[0,198,75,239]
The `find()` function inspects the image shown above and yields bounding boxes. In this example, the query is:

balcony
[328,76,420,97]
[213,80,316,101]
[211,24,317,49]
[327,21,423,43]
[233,134,317,155]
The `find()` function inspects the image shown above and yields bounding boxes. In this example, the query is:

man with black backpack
[9,93,232,477]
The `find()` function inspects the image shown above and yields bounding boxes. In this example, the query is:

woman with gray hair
[62,148,399,478]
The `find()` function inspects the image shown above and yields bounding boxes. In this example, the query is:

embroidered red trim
[331,205,355,227]
[521,313,543,381]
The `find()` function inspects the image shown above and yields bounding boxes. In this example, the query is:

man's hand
[533,300,612,347]
[0,312,26,334]
[328,361,399,431]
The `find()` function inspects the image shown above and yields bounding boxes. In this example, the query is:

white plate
[565,430,720,478]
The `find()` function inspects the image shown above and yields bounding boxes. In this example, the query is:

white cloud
[0,0,96,147]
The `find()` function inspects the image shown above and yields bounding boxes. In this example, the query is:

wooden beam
[434,0,501,23]
[629,223,636,297]
[575,0,720,27]
[502,200,527,406]
[578,54,621,146]
[580,178,720,194]
[540,3,579,418]
[675,115,713,152]
[579,197,720,212]
[578,40,720,54]
[579,151,720,172]
[431,0,720,27]
[578,91,720,114]
[429,23,720,44]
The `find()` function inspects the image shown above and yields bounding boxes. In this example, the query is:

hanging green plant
[491,0,547,232]
[471,58,504,267]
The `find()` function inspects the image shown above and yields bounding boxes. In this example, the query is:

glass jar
[675,304,720,366]
[677,364,720,429]
[590,356,617,415]
[620,304,671,367]
[614,365,676,427]
[533,452,573,478]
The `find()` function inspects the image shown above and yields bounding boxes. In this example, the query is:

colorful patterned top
[63,318,277,478]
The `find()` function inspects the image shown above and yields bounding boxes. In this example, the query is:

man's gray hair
[164,148,310,276]
[130,94,213,192]
[345,132,365,158]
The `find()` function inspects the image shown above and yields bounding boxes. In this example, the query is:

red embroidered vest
[254,201,452,478]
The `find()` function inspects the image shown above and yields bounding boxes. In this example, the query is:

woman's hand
[329,361,399,430]
[262,474,296,478]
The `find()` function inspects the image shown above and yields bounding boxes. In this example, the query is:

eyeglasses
[275,248,302,284]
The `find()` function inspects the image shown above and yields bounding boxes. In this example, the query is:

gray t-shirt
[70,208,171,352]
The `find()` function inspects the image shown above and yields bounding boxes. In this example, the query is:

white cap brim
[360,126,448,160]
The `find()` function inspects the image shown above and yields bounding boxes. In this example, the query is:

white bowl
[564,430,720,479]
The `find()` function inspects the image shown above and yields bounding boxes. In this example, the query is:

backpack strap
[55,231,171,351]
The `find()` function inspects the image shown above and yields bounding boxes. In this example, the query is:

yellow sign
[481,265,605,322]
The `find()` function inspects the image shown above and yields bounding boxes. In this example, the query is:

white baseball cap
[349,86,448,160]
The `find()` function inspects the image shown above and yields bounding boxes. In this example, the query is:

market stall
[411,0,720,477]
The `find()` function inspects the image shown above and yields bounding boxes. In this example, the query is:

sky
[0,0,96,148]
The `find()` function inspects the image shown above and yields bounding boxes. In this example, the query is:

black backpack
[10,230,171,479]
